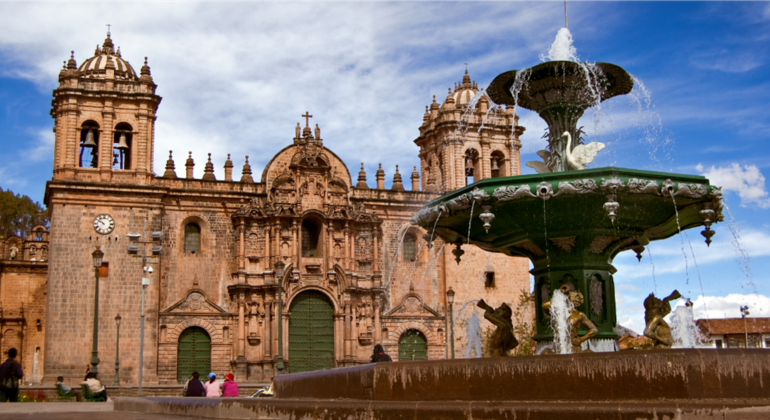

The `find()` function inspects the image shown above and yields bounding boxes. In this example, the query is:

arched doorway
[289,290,334,373]
[177,327,211,383]
[398,329,427,361]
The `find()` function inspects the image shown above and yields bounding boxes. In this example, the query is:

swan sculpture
[564,131,605,170]
[525,132,605,173]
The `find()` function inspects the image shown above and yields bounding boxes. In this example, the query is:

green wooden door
[289,290,335,373]
[177,327,211,383]
[398,329,427,361]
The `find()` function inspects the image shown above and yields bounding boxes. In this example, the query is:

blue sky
[1,1,769,333]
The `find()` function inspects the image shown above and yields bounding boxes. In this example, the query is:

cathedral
[0,33,531,385]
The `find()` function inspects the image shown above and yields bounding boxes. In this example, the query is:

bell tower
[50,32,162,184]
[414,70,525,193]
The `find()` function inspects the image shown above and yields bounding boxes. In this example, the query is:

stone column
[480,131,491,180]
[293,220,299,271]
[263,300,272,360]
[238,294,246,358]
[374,298,381,343]
[238,218,245,271]
[344,222,350,271]
[344,301,353,360]
[373,232,379,273]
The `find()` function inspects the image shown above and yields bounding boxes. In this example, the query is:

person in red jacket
[221,373,239,397]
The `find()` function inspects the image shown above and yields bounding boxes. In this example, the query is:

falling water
[647,246,658,294]
[383,224,412,292]
[464,312,483,358]
[456,90,486,142]
[540,28,579,62]
[684,231,710,321]
[668,194,691,286]
[461,200,476,283]
[722,202,757,293]
[670,304,700,348]
[549,289,574,355]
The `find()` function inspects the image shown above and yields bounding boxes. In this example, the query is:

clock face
[93,214,115,235]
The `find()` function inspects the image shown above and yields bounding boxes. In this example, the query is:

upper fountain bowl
[487,61,634,111]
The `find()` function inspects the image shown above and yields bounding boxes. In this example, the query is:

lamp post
[446,287,455,359]
[127,219,162,396]
[114,314,121,386]
[741,305,750,348]
[274,260,285,375]
[90,246,104,376]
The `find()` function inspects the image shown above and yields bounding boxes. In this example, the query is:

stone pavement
[0,402,189,420]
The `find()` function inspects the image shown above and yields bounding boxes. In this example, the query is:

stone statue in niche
[9,246,18,260]
[477,299,518,357]
[643,290,681,348]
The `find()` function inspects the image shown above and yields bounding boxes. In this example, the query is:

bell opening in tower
[79,121,100,168]
[113,122,133,170]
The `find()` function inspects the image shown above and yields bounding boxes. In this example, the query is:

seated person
[183,371,205,397]
[56,376,82,401]
[82,372,107,401]
[253,377,274,397]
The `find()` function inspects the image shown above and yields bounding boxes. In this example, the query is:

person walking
[0,348,24,402]
[183,371,205,397]
[221,373,239,397]
[203,372,221,397]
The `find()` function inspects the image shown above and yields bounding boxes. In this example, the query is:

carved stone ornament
[589,278,604,316]
[603,195,620,222]
[446,193,472,214]
[493,184,536,201]
[600,175,625,193]
[553,179,598,196]
[178,292,206,311]
[589,236,619,254]
[470,187,491,202]
[661,179,676,196]
[535,182,554,200]
[411,205,442,227]
[627,178,661,195]
[550,236,577,252]
[675,183,708,199]
[452,242,465,264]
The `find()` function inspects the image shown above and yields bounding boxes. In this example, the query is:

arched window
[464,148,479,185]
[79,121,100,168]
[184,223,201,254]
[301,219,319,257]
[490,151,505,178]
[398,329,427,361]
[113,122,133,170]
[403,233,416,262]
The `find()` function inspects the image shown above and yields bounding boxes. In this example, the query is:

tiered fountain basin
[116,349,770,419]
[412,167,722,348]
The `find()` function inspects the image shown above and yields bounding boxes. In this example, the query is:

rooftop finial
[356,162,369,190]
[107,23,111,36]
[240,156,254,183]
[163,151,177,178]
[202,153,216,181]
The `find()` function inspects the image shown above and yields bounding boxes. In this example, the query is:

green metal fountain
[412,58,724,351]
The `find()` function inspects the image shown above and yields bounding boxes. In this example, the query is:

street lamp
[274,260,285,375]
[446,287,455,359]
[127,220,161,396]
[114,314,121,386]
[90,246,104,376]
[741,305,750,348]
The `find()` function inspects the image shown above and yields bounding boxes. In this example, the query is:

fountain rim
[421,166,710,208]
[486,60,634,109]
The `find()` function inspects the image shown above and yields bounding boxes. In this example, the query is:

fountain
[124,29,770,420]
[412,48,724,351]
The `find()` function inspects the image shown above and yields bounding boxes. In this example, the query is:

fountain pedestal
[413,167,722,347]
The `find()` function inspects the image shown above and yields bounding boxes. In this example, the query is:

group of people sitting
[183,372,242,397]
[49,343,395,402]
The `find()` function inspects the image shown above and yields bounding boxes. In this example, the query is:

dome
[446,70,483,107]
[77,33,138,80]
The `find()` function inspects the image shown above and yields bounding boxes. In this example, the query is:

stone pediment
[162,290,227,314]
[386,293,440,317]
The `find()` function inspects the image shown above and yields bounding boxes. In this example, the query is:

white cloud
[29,129,55,163]
[697,163,770,208]
[682,293,770,320]
[0,2,563,182]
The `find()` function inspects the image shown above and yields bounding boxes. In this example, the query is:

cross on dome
[302,112,313,127]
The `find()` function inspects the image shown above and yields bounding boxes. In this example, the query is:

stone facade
[0,226,49,384]
[38,33,531,385]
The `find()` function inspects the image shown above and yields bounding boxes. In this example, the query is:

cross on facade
[302,112,313,127]
[107,24,112,35]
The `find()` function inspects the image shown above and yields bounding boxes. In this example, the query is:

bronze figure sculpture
[541,285,599,353]
[477,300,518,357]
[643,290,681,348]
